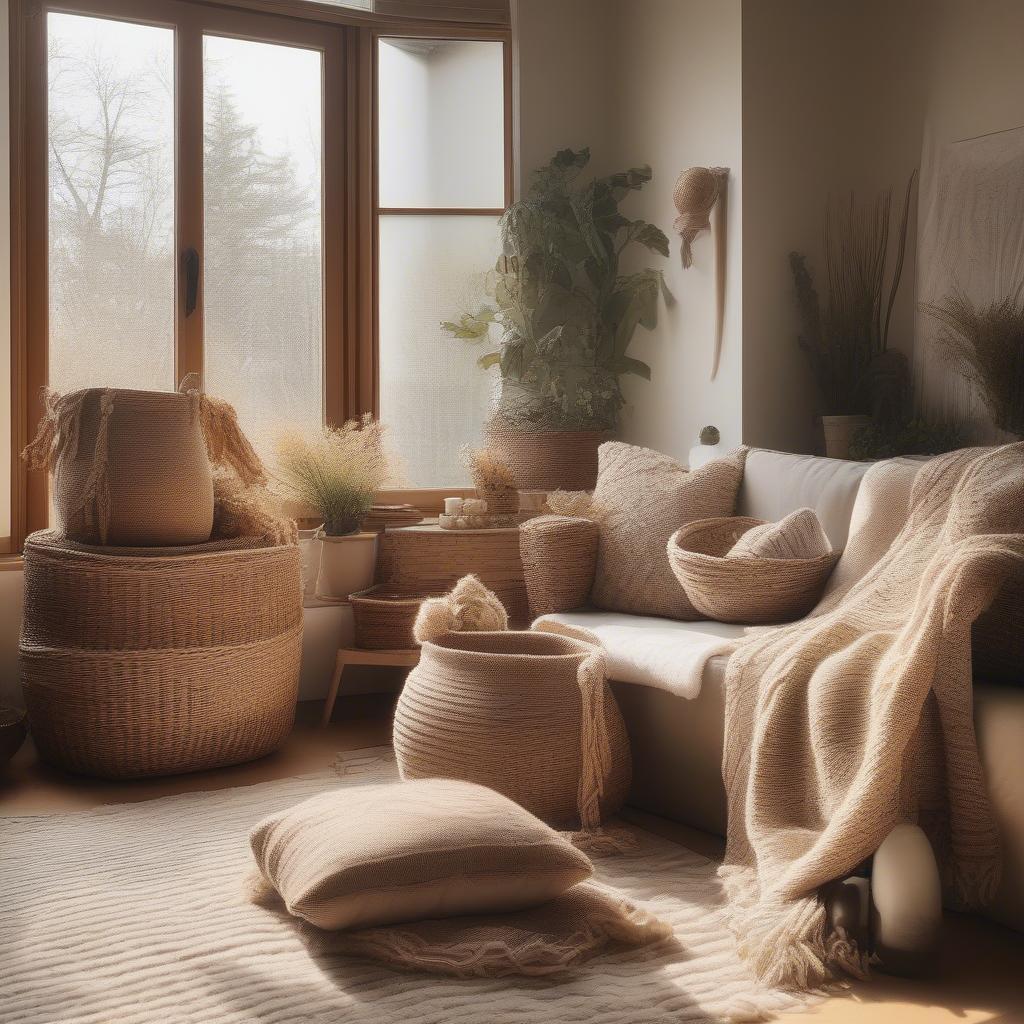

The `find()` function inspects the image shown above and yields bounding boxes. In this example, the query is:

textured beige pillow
[249,778,593,931]
[726,507,832,560]
[590,442,747,619]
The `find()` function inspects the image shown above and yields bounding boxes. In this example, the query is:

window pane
[48,13,175,393]
[378,39,504,209]
[203,36,324,457]
[378,215,500,487]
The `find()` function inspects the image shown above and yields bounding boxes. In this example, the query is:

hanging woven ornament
[672,166,730,379]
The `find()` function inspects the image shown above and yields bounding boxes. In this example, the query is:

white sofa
[531,448,1024,933]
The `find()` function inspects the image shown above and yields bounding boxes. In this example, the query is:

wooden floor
[3,695,1023,1024]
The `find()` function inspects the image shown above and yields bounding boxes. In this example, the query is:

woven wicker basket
[484,420,611,491]
[20,531,302,779]
[393,629,630,829]
[520,515,599,617]
[350,585,440,650]
[668,516,840,625]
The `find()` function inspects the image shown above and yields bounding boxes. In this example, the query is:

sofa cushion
[590,443,746,620]
[737,450,872,550]
[536,609,745,699]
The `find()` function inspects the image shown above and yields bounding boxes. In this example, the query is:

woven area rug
[1,749,818,1024]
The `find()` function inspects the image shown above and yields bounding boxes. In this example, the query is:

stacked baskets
[21,533,302,779]
[19,387,302,778]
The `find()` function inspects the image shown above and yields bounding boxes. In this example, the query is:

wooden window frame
[6,0,513,552]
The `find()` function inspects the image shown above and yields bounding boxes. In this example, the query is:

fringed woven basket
[393,629,630,829]
[350,585,440,650]
[20,530,302,779]
[668,516,840,625]
[520,514,599,617]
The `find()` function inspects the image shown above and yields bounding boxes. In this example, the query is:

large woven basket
[393,629,630,829]
[350,585,439,650]
[20,531,302,779]
[668,517,840,625]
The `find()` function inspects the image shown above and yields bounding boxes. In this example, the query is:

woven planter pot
[50,388,215,547]
[393,630,630,829]
[821,415,870,460]
[477,485,519,519]
[20,531,302,779]
[485,421,610,491]
[668,516,840,625]
[350,585,440,650]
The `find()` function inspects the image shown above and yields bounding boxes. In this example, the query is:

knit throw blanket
[720,443,1024,990]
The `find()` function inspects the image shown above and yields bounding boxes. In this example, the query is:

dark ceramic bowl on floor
[0,705,27,765]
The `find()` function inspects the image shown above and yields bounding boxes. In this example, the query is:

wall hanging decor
[442,147,669,491]
[916,125,1024,441]
[673,166,729,379]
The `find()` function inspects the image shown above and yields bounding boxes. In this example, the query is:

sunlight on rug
[0,749,819,1024]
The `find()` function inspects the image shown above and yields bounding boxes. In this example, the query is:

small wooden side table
[321,647,420,727]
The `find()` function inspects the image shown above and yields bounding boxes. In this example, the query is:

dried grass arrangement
[791,174,915,416]
[276,415,401,536]
[464,446,519,519]
[923,288,1024,437]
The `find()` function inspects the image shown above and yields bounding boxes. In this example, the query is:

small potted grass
[276,415,399,601]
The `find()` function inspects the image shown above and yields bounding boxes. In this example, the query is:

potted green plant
[276,416,398,601]
[443,147,669,490]
[791,174,915,458]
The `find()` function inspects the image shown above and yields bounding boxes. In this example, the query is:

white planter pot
[821,415,871,460]
[315,529,379,602]
[297,528,322,599]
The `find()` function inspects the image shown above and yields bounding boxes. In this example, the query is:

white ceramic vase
[314,528,379,602]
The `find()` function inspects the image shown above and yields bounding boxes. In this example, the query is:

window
[8,0,512,550]
[377,38,509,487]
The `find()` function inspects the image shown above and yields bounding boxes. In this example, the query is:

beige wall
[608,0,743,463]
[740,0,927,454]
[516,0,743,463]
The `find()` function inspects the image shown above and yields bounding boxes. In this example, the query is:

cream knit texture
[720,443,1024,989]
[590,443,747,620]
[726,507,832,560]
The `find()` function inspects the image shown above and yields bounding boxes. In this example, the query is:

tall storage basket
[20,531,302,779]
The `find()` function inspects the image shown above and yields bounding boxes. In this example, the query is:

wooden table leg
[321,651,347,727]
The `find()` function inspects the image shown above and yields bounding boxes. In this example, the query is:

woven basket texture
[520,515,599,618]
[377,528,529,627]
[393,630,630,829]
[477,484,519,519]
[20,531,302,779]
[484,420,609,491]
[51,389,215,547]
[351,585,441,650]
[668,516,840,625]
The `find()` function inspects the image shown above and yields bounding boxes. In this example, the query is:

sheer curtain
[915,125,1024,441]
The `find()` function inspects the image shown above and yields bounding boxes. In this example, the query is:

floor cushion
[249,778,593,931]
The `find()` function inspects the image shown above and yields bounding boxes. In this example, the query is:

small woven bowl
[0,705,28,766]
[668,516,839,625]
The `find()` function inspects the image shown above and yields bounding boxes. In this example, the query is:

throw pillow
[726,507,832,560]
[590,442,747,619]
[249,778,593,931]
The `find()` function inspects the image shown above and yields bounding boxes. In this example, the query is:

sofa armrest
[519,514,599,618]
